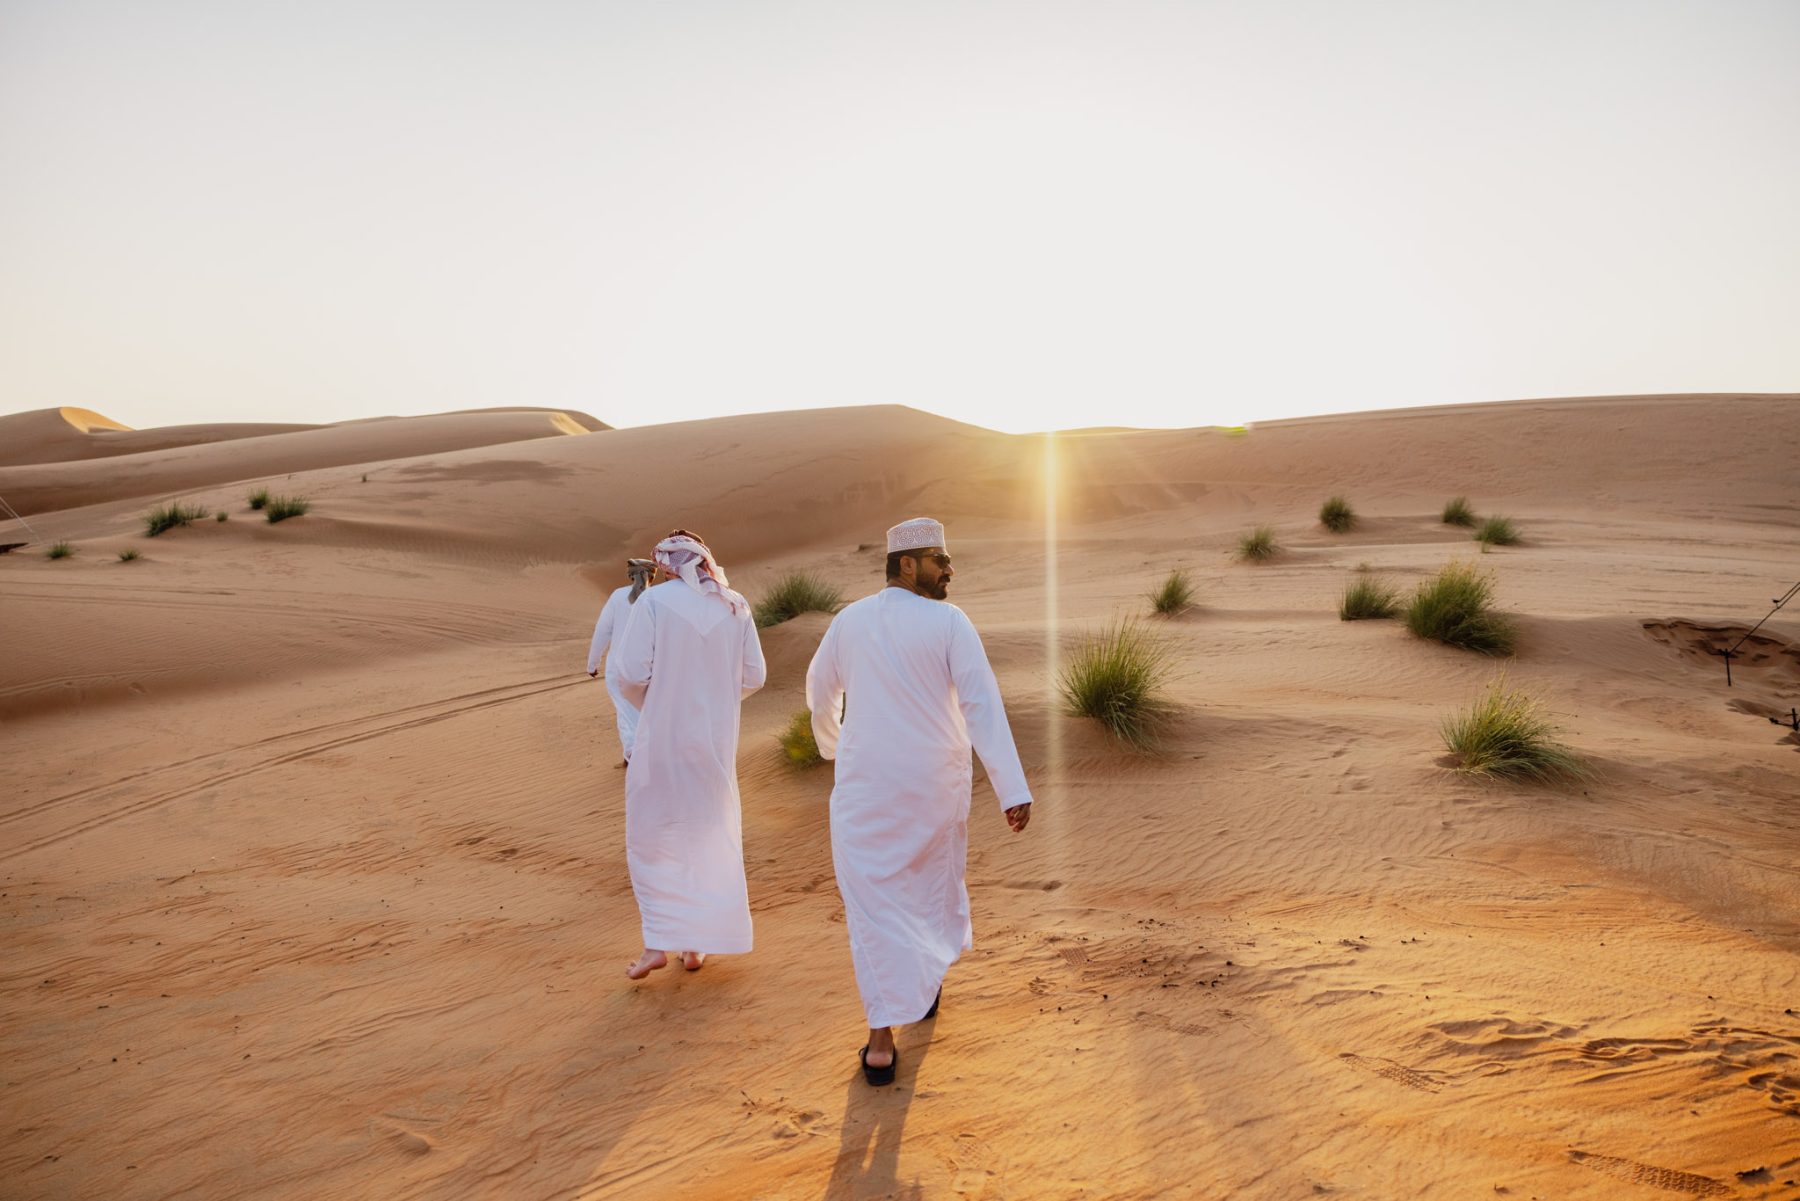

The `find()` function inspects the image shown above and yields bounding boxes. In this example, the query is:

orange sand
[1,394,1795,1199]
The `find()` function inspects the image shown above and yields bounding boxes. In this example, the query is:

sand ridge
[1,394,1796,1199]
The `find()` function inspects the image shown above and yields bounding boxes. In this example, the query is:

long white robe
[613,581,767,954]
[805,586,1033,1027]
[586,585,641,760]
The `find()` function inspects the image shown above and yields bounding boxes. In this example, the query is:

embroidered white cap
[886,517,947,554]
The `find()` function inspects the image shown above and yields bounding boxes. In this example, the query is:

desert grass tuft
[1441,496,1476,527]
[1236,525,1279,563]
[118,548,141,562]
[778,710,823,767]
[1441,675,1588,782]
[247,488,271,511]
[1059,619,1176,749]
[1148,569,1195,616]
[753,571,844,628]
[1404,560,1516,655]
[1319,496,1356,533]
[1474,515,1519,547]
[144,501,208,537]
[215,511,229,522]
[46,541,74,559]
[265,495,310,523]
[1339,573,1399,620]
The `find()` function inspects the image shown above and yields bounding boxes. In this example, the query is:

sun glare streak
[1042,432,1063,811]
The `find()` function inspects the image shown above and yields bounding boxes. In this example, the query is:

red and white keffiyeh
[654,535,745,615]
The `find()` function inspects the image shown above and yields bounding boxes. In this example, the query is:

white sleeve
[805,616,845,761]
[948,610,1033,811]
[585,594,618,674]
[740,610,768,699]
[613,596,654,710]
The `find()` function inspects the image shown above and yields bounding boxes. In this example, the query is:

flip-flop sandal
[924,987,941,1019]
[859,1045,898,1086]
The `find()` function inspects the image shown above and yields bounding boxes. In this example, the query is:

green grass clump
[778,710,823,767]
[1059,620,1176,749]
[1236,525,1279,563]
[1148,569,1195,616]
[1404,560,1516,655]
[265,496,310,523]
[46,541,74,559]
[753,572,844,628]
[1339,573,1399,620]
[1319,496,1356,533]
[247,488,270,511]
[1441,496,1476,527]
[1441,676,1588,782]
[1474,515,1519,547]
[215,511,229,522]
[144,501,208,537]
[118,548,141,562]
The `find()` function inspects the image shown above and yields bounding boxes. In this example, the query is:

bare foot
[681,951,706,971]
[626,949,667,979]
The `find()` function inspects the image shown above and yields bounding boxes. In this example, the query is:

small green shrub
[1236,525,1279,563]
[1441,676,1587,781]
[46,541,74,559]
[1059,620,1176,749]
[144,501,208,537]
[265,496,310,523]
[1319,496,1356,533]
[1404,560,1516,655]
[1474,515,1519,547]
[1442,497,1476,527]
[1148,569,1194,616]
[118,548,141,562]
[247,488,270,511]
[753,572,844,628]
[215,511,229,523]
[778,710,823,767]
[1339,573,1398,620]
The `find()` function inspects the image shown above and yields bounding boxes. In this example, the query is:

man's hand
[1004,803,1031,833]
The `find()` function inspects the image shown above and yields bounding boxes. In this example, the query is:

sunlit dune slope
[0,408,602,514]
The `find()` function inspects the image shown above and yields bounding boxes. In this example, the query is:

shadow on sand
[820,1014,937,1200]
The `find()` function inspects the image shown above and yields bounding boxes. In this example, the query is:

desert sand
[1,394,1796,1200]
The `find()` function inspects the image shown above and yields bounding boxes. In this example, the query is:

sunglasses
[907,551,952,568]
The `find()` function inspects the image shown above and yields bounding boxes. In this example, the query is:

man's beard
[918,576,950,601]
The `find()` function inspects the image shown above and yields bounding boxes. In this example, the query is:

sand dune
[0,408,605,514]
[1,394,1796,1199]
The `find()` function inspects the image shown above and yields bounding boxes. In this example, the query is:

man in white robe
[805,516,1033,1084]
[613,531,767,980]
[586,558,655,764]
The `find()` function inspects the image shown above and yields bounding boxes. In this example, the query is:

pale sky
[1,0,1795,435]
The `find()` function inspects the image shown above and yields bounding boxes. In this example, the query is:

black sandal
[924,987,941,1019]
[859,1044,897,1086]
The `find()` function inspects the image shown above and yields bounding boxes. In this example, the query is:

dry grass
[1339,573,1399,620]
[1404,560,1516,655]
[1059,620,1176,749]
[754,572,844,628]
[1319,496,1356,533]
[144,502,208,537]
[778,710,823,767]
[1442,676,1587,781]
[1148,569,1195,616]
[265,496,310,523]
[1442,496,1476,527]
[1236,525,1279,562]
